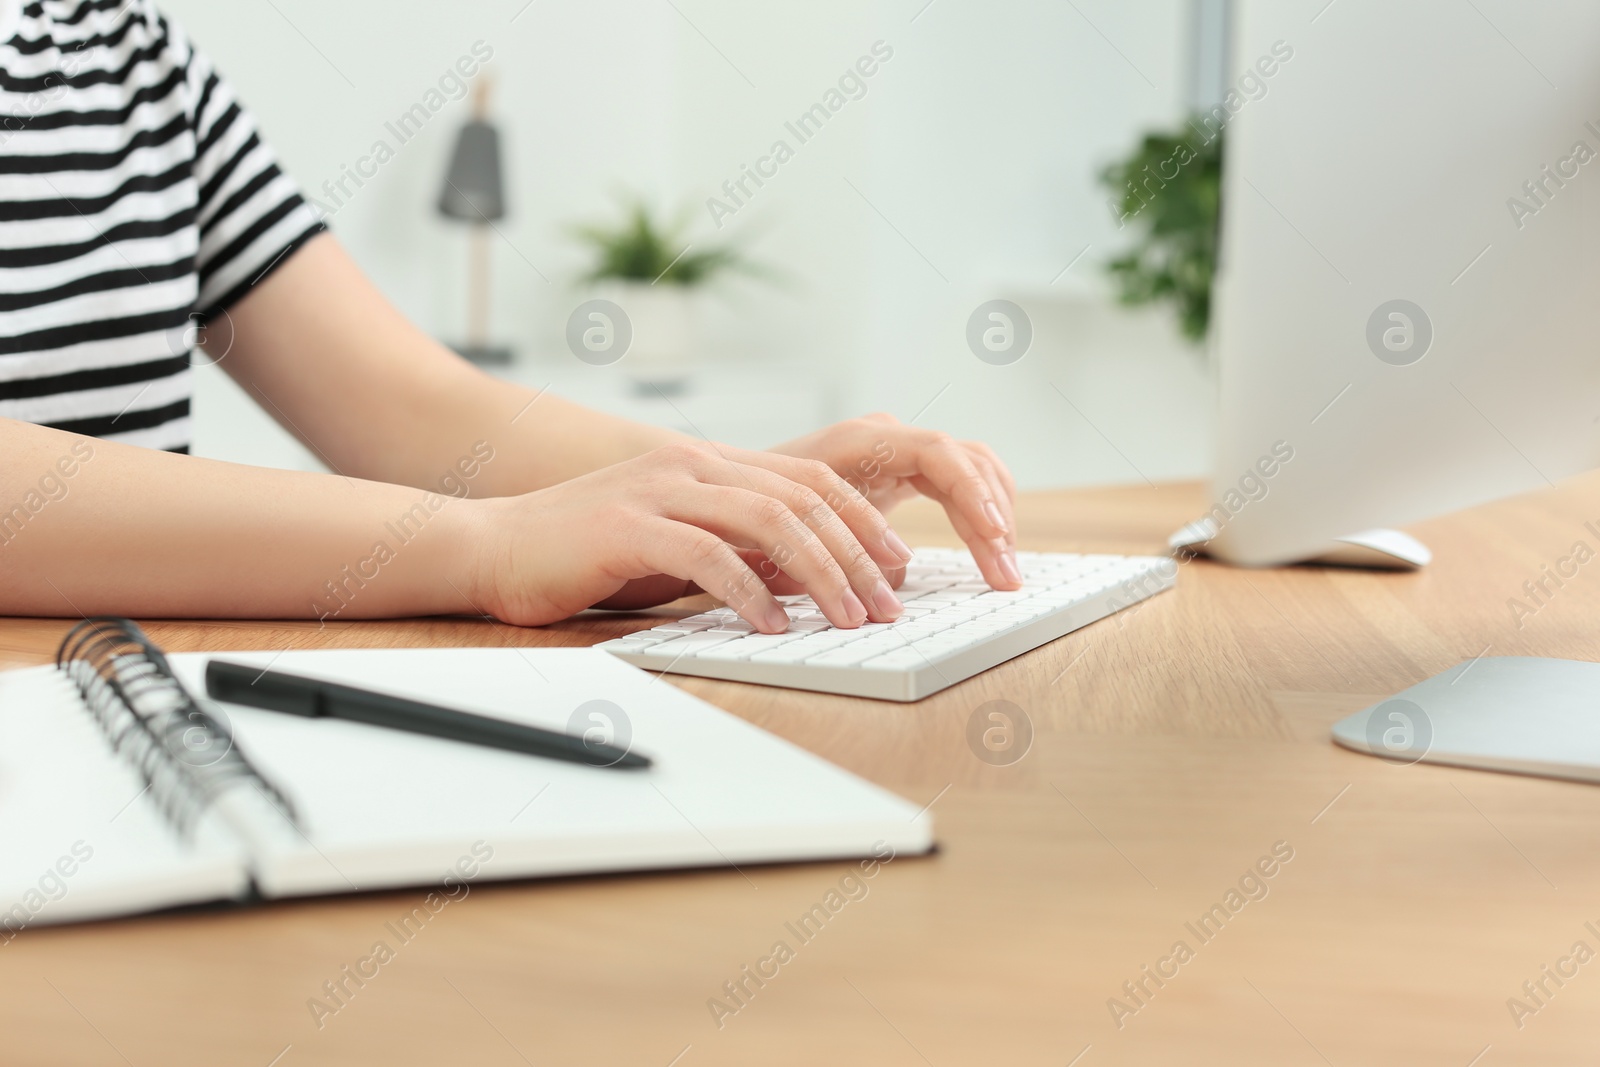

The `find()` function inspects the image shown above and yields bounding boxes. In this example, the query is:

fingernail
[983,500,1008,533]
[869,579,903,620]
[998,549,1023,587]
[763,603,792,633]
[883,528,915,562]
[841,589,868,626]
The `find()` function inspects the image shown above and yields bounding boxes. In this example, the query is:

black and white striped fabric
[0,0,323,453]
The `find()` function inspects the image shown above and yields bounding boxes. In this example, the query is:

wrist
[430,493,503,618]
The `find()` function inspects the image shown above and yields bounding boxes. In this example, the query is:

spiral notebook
[0,621,932,932]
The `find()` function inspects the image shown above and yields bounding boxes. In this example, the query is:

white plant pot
[595,281,703,393]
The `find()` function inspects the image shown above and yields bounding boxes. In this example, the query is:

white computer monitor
[1189,0,1600,566]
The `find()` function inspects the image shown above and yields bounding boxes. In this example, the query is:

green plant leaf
[568,196,767,287]
[1097,118,1223,342]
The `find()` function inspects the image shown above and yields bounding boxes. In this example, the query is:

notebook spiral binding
[55,617,299,837]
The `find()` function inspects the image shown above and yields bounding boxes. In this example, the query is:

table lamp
[437,77,511,364]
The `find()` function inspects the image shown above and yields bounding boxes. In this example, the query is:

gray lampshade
[437,121,506,221]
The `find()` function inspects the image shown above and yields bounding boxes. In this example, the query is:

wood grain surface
[6,478,1600,1065]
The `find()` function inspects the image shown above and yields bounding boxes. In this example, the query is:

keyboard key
[964,617,1026,636]
[1030,588,1089,603]
[596,634,672,652]
[797,631,858,650]
[747,646,820,664]
[971,590,1032,604]
[913,590,978,604]
[806,646,887,668]
[696,643,779,662]
[888,621,946,640]
[694,634,797,660]
[852,622,896,636]
[638,633,741,658]
[624,630,680,643]
[693,647,752,662]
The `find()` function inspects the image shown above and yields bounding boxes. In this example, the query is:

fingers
[731,460,906,621]
[765,417,1021,590]
[891,430,1010,542]
[721,446,916,572]
[907,474,1022,590]
[735,549,906,595]
[868,427,1018,588]
[636,519,793,634]
[965,439,1018,505]
[962,441,1015,549]
[666,479,893,628]
[628,443,905,629]
[631,435,1014,630]
[732,548,807,595]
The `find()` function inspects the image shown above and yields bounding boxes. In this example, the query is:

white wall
[167,0,1212,487]
[852,0,1212,484]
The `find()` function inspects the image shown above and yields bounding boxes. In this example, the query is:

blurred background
[168,0,1231,490]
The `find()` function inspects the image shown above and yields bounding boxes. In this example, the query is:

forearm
[0,419,481,621]
[351,366,689,497]
[214,234,686,497]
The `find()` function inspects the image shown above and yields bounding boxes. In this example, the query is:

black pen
[204,660,650,770]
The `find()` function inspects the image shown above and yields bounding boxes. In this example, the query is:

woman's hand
[465,442,915,632]
[770,413,1021,589]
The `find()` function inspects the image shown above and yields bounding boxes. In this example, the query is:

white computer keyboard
[598,548,1176,700]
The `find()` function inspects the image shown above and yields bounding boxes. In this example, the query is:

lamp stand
[468,222,490,350]
[454,222,511,365]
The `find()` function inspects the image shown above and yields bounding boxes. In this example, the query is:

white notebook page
[171,648,933,899]
[0,665,249,926]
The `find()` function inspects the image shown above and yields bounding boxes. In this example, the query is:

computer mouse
[1318,529,1432,569]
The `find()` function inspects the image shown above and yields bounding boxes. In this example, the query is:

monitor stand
[1168,521,1431,570]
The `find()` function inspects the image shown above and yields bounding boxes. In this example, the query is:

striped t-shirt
[0,0,323,453]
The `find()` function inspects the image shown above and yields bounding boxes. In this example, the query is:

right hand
[464,442,916,632]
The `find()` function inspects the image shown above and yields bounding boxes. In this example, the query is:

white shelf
[492,357,833,452]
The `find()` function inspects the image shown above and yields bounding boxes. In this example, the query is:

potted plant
[569,200,762,392]
[1098,120,1224,344]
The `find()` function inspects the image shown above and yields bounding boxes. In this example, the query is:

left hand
[771,413,1021,590]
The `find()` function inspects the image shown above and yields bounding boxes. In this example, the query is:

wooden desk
[7,480,1600,1066]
